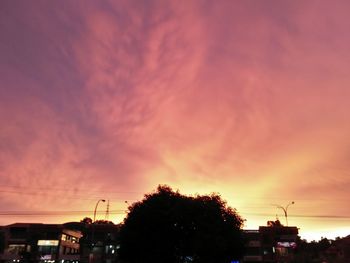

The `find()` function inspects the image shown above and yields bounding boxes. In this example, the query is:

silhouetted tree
[292,237,341,263]
[80,217,113,225]
[119,185,245,263]
[0,231,4,253]
[267,219,283,227]
[318,237,331,251]
[81,217,93,224]
[94,220,115,225]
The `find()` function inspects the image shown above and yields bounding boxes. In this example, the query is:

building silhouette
[243,220,299,263]
[1,219,302,263]
[0,223,81,263]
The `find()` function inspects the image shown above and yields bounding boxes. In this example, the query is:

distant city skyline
[0,0,349,241]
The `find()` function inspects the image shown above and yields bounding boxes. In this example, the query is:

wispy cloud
[0,0,349,238]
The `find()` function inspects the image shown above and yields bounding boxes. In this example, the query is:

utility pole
[105,200,110,221]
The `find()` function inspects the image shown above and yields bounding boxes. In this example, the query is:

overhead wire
[0,189,139,202]
[0,185,349,202]
[0,185,142,195]
[0,188,348,204]
[0,209,349,220]
[1,186,349,221]
[0,210,127,216]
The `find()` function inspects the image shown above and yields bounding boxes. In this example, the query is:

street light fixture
[272,201,295,226]
[90,199,106,263]
[93,199,106,222]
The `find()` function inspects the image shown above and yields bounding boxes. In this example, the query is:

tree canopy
[119,185,245,263]
[81,217,93,224]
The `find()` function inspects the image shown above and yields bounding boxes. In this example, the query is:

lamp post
[272,201,294,226]
[93,199,106,222]
[90,199,105,263]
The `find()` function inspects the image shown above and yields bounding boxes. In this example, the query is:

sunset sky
[0,0,349,241]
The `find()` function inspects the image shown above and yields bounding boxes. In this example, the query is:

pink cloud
[0,1,349,238]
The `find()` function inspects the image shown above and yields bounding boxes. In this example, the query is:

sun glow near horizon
[0,0,349,241]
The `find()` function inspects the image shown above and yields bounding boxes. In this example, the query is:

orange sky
[0,0,349,241]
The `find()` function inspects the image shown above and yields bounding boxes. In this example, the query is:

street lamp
[90,199,105,263]
[272,201,295,226]
[93,199,106,222]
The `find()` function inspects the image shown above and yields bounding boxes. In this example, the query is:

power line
[0,209,349,220]
[240,212,350,219]
[0,185,349,201]
[0,210,126,216]
[0,190,139,202]
[1,188,348,204]
[0,185,141,195]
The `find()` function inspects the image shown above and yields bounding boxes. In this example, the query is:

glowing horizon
[0,1,349,242]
